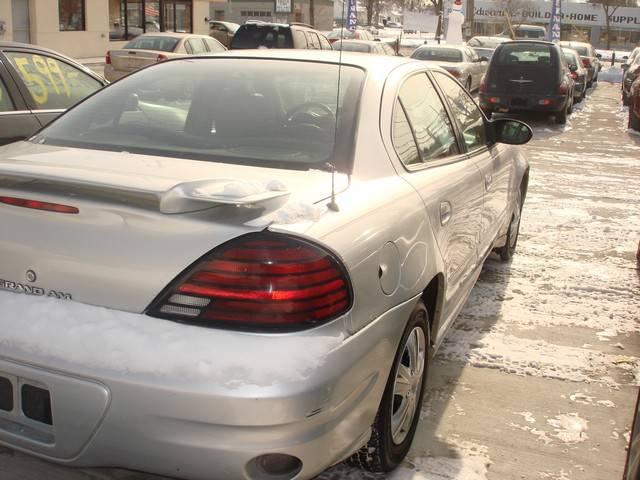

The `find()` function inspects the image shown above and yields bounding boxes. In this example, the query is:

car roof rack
[289,22,314,29]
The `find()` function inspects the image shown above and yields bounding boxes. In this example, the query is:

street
[1,82,639,480]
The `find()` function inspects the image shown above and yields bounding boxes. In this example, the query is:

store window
[109,0,192,41]
[59,0,86,31]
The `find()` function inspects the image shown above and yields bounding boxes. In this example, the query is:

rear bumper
[0,291,416,480]
[103,65,131,82]
[479,93,568,113]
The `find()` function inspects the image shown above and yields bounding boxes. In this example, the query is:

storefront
[0,0,212,59]
[466,0,640,49]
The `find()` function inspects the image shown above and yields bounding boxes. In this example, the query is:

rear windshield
[35,59,364,172]
[572,45,588,56]
[495,44,553,66]
[124,36,179,52]
[334,42,371,53]
[563,52,578,66]
[412,48,463,62]
[230,26,293,49]
[516,28,546,39]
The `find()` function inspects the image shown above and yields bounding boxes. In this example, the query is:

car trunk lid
[109,49,169,72]
[0,142,345,313]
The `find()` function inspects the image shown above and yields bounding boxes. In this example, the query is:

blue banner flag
[548,0,562,43]
[347,0,358,29]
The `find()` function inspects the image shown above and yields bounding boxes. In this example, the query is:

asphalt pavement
[1,82,639,480]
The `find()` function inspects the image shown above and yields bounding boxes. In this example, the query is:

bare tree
[589,0,634,49]
[495,0,536,38]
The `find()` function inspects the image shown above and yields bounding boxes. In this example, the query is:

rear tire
[497,189,522,262]
[623,91,630,107]
[348,301,430,472]
[567,95,574,114]
[555,104,568,125]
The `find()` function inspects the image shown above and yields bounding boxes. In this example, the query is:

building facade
[209,0,334,31]
[0,0,212,58]
[462,0,640,49]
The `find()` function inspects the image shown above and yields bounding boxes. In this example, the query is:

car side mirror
[569,64,578,72]
[596,53,602,59]
[490,118,532,145]
[623,55,629,60]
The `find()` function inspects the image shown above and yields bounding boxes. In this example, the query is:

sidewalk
[77,56,105,67]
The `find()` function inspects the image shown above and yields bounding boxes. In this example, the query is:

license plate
[511,98,527,106]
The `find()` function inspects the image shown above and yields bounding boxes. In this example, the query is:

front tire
[349,301,430,472]
[630,108,640,131]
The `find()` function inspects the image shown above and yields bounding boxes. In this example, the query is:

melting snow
[547,413,589,443]
[598,66,624,83]
[0,290,342,386]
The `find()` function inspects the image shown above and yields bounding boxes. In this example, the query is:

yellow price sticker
[10,54,74,106]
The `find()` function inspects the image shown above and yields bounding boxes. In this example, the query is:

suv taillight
[148,233,352,330]
[559,81,569,95]
[105,52,111,65]
[479,76,487,93]
[582,57,591,68]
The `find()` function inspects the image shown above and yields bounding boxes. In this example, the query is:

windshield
[35,59,364,172]
[495,43,553,66]
[124,36,180,52]
[412,48,463,62]
[230,26,293,49]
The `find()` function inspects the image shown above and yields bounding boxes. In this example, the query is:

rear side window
[396,74,459,164]
[0,77,15,112]
[5,52,103,110]
[306,32,321,50]
[319,34,332,50]
[495,43,553,65]
[204,38,225,53]
[124,36,179,52]
[185,38,208,55]
[230,26,293,49]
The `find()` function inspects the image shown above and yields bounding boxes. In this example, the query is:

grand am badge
[0,278,72,300]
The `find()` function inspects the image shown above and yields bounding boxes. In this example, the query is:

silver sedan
[411,44,489,92]
[0,50,530,480]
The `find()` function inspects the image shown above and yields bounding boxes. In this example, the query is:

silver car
[410,44,488,92]
[0,51,531,480]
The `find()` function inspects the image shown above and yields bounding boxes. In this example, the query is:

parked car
[0,41,107,146]
[563,47,588,102]
[500,24,547,40]
[209,20,240,48]
[105,32,226,82]
[410,44,488,91]
[629,74,640,131]
[332,39,396,55]
[0,50,531,480]
[326,27,375,43]
[622,47,640,106]
[479,40,575,124]
[230,22,332,50]
[558,41,601,87]
[467,35,510,60]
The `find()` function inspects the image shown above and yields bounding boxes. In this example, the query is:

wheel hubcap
[391,326,426,445]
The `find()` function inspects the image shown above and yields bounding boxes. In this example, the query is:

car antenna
[327,0,351,213]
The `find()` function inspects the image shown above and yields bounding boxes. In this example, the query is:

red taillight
[148,233,352,330]
[0,196,79,214]
[479,76,487,93]
[156,54,168,62]
[570,71,578,80]
[447,69,461,78]
[581,57,591,68]
[559,82,569,95]
[105,52,111,65]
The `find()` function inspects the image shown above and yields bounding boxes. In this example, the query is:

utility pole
[465,0,474,38]
[309,0,315,26]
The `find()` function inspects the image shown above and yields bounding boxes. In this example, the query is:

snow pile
[598,66,624,84]
[192,179,288,198]
[547,413,589,443]
[0,290,343,386]
[438,329,640,387]
[247,200,327,228]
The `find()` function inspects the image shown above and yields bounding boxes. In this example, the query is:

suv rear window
[412,48,462,62]
[495,44,553,65]
[230,25,293,49]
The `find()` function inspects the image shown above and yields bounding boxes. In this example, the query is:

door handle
[440,201,452,226]
[485,173,493,191]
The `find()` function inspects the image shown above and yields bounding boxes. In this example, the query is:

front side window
[59,0,85,31]
[397,74,459,163]
[36,59,364,173]
[0,78,15,112]
[5,52,102,110]
[433,72,487,152]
